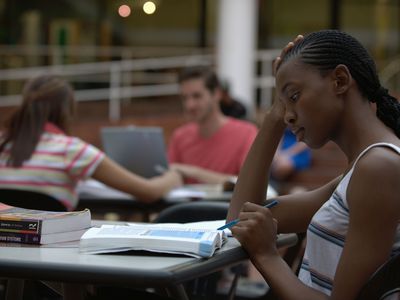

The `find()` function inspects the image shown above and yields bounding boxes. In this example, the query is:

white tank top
[298,143,400,295]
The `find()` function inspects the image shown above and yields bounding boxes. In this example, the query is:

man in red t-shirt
[168,67,258,184]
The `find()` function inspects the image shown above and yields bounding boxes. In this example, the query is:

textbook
[0,202,91,244]
[0,228,89,244]
[79,222,228,258]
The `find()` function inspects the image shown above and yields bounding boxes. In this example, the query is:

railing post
[122,49,133,103]
[260,55,273,109]
[109,64,121,122]
[51,46,63,66]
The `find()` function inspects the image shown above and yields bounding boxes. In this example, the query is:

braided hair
[280,30,400,138]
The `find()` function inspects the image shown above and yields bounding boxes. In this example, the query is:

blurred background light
[143,1,156,15]
[118,4,131,18]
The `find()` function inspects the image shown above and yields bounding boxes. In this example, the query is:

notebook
[101,126,169,178]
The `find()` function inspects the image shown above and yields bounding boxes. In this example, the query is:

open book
[79,221,229,258]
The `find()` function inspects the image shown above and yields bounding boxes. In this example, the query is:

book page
[102,224,226,245]
[127,220,232,236]
[165,187,206,199]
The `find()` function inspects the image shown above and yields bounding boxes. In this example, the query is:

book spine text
[0,219,41,234]
[0,231,41,244]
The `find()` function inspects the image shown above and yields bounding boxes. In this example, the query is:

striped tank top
[298,143,400,295]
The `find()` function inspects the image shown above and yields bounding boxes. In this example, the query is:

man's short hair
[178,67,221,93]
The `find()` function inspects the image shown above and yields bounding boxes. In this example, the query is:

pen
[217,199,279,230]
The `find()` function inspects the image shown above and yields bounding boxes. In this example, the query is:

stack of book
[0,202,91,245]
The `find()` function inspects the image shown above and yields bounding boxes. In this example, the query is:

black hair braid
[376,94,400,138]
[283,29,400,138]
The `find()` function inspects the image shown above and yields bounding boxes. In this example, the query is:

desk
[77,181,234,221]
[0,228,296,300]
[78,180,235,202]
[77,180,277,221]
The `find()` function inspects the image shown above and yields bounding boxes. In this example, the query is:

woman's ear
[332,64,352,96]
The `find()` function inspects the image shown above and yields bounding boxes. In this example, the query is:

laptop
[101,126,169,178]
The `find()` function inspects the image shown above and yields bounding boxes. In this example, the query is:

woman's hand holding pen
[231,202,279,262]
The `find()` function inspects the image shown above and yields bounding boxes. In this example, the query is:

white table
[0,229,295,300]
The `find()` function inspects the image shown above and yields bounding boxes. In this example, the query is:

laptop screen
[101,126,169,178]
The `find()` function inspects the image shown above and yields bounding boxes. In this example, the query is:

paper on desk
[166,187,206,199]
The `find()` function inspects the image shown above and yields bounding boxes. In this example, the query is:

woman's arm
[227,35,304,222]
[91,156,183,203]
[271,176,341,233]
[232,202,330,300]
[330,148,400,299]
[226,92,333,228]
[227,107,286,221]
[170,163,235,184]
[232,148,400,300]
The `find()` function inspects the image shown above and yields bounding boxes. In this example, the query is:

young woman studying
[0,75,182,211]
[227,30,400,300]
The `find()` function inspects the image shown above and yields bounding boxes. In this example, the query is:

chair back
[153,201,229,223]
[356,252,400,300]
[153,201,229,298]
[0,189,67,211]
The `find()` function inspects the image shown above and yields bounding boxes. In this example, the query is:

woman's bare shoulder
[348,144,400,212]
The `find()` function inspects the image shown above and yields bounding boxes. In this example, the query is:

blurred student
[219,81,247,119]
[0,75,182,211]
[270,128,311,191]
[168,67,258,184]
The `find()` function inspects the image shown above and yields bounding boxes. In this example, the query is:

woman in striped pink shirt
[0,75,182,211]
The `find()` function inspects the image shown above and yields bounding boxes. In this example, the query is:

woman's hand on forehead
[272,34,304,76]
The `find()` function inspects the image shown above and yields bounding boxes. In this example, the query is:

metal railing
[0,46,279,121]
